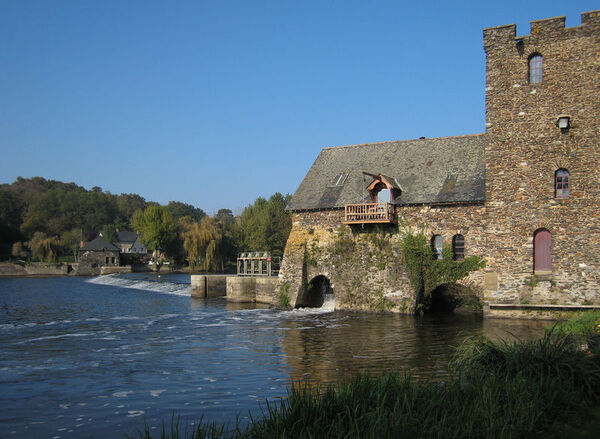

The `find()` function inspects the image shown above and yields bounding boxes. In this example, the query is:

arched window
[533,229,552,273]
[432,235,443,260]
[529,54,543,83]
[452,234,465,261]
[555,169,569,198]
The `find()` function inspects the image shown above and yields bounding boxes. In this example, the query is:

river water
[0,274,548,438]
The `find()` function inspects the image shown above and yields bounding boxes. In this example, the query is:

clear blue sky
[1,1,597,214]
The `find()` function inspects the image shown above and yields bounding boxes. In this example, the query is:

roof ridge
[322,133,486,150]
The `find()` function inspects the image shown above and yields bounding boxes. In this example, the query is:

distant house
[129,236,147,254]
[115,231,147,255]
[77,236,120,267]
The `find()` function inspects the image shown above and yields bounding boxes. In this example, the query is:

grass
[129,330,600,439]
[551,310,600,337]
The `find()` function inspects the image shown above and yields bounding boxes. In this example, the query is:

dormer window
[529,54,543,83]
[366,174,401,204]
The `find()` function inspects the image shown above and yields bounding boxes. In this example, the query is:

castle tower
[483,11,600,304]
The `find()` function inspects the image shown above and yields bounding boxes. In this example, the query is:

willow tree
[27,232,61,262]
[182,216,224,272]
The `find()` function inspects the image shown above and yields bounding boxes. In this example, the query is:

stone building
[115,231,147,255]
[278,11,600,316]
[77,236,121,274]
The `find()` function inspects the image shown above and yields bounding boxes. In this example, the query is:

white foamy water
[87,274,190,296]
[281,294,336,317]
[321,293,335,311]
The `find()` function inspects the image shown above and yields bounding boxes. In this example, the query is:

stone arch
[296,275,333,308]
[428,283,476,313]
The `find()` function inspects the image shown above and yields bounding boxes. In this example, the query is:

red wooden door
[534,229,552,272]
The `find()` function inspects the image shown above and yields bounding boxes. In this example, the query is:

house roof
[80,236,120,252]
[287,134,486,211]
[116,231,137,243]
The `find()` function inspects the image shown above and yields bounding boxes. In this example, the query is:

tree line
[0,177,291,271]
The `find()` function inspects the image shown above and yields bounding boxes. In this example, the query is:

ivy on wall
[400,229,485,313]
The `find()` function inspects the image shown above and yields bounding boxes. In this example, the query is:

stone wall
[483,11,600,306]
[77,249,119,266]
[100,266,132,275]
[0,262,69,277]
[225,276,278,303]
[191,275,229,298]
[278,205,487,313]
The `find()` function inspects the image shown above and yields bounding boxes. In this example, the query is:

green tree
[20,184,117,239]
[236,193,291,256]
[215,209,238,271]
[0,189,24,254]
[132,205,178,260]
[166,201,206,223]
[116,193,146,226]
[102,224,118,243]
[60,228,83,256]
[11,241,29,259]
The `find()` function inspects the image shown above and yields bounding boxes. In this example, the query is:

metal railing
[237,252,280,276]
[344,202,395,224]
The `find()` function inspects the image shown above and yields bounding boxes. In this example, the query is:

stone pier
[191,274,278,304]
[225,276,279,304]
[190,275,228,298]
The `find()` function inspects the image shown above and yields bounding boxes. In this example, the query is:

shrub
[551,310,600,337]
[277,283,291,308]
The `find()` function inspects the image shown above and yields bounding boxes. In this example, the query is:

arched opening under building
[427,283,479,314]
[297,275,334,309]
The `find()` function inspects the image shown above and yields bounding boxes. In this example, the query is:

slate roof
[80,236,120,252]
[287,134,486,211]
[116,231,137,243]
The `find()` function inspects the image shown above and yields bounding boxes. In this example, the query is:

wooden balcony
[343,202,396,224]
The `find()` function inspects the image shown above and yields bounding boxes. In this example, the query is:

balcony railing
[343,202,395,224]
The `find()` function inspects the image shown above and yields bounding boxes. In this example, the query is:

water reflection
[0,275,550,438]
[279,311,547,385]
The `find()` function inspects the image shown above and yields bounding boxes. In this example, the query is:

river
[0,273,548,438]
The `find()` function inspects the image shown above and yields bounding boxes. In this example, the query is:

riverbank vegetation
[129,323,600,439]
[0,177,291,270]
